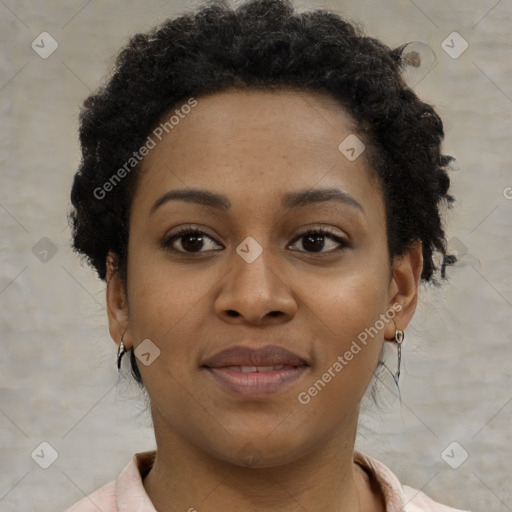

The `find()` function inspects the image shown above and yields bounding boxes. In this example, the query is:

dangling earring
[117,336,127,370]
[393,329,404,387]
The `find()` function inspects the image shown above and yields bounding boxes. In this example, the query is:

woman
[66,0,467,510]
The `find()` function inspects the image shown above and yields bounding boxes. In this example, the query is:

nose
[214,244,297,326]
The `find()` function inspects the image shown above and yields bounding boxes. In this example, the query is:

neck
[143,407,377,512]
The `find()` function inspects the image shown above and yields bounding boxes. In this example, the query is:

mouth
[201,345,310,398]
[217,365,290,372]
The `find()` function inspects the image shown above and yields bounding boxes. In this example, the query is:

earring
[117,337,127,370]
[393,329,404,386]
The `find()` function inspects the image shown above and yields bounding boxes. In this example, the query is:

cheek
[124,245,226,385]
[305,261,390,389]
[126,241,219,331]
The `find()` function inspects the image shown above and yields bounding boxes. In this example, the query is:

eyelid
[292,225,347,241]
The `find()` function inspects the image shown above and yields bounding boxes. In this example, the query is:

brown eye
[289,229,349,254]
[162,228,222,253]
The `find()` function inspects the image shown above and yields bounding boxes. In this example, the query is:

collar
[115,449,407,511]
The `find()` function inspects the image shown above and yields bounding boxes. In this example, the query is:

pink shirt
[66,450,469,511]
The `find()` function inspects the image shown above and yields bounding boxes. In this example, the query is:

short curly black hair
[69,0,456,384]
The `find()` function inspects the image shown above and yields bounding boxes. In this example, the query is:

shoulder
[65,481,116,511]
[63,451,157,512]
[402,485,470,512]
[354,451,471,512]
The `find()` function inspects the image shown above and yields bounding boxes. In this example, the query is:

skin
[106,88,423,512]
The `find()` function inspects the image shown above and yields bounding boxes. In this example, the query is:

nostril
[226,310,240,317]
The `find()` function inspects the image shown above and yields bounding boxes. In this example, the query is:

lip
[201,344,308,368]
[201,344,309,398]
[204,366,308,398]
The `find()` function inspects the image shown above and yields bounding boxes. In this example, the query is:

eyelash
[161,226,350,255]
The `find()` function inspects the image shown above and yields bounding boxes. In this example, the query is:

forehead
[132,88,383,219]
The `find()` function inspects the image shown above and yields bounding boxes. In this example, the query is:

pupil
[183,234,204,252]
[303,234,324,252]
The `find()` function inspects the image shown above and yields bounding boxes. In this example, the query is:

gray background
[1,0,511,511]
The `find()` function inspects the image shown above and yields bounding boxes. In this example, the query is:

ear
[106,252,131,349]
[384,240,423,341]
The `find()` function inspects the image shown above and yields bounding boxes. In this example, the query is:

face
[107,89,421,467]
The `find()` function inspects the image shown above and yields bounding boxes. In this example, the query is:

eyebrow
[150,186,363,215]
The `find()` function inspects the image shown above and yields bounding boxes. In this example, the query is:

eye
[288,229,349,254]
[162,226,349,255]
[162,227,223,253]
